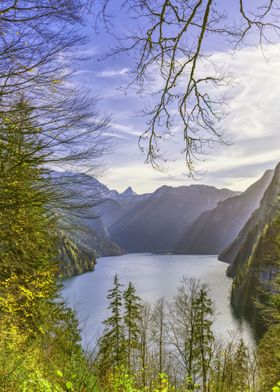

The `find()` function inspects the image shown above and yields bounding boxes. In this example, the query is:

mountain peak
[121,186,137,196]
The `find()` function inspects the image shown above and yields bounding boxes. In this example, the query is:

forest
[0,1,280,391]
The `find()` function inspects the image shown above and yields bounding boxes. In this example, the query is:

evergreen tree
[99,274,125,372]
[170,278,214,390]
[0,98,102,390]
[193,288,214,392]
[123,281,142,371]
[0,99,56,280]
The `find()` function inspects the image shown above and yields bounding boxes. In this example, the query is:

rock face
[219,163,280,276]
[58,220,123,277]
[174,169,274,255]
[109,185,237,253]
[214,163,280,335]
[230,215,280,336]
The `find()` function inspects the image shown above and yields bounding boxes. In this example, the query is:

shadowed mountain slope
[219,163,280,277]
[109,185,236,252]
[174,169,274,255]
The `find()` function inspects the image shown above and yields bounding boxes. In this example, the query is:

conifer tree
[193,288,214,392]
[0,99,56,280]
[99,274,125,371]
[170,278,214,390]
[123,281,142,371]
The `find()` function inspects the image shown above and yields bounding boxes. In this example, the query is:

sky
[72,2,280,194]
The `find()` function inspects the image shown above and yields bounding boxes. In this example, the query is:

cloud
[110,123,142,137]
[74,42,280,193]
[96,68,130,77]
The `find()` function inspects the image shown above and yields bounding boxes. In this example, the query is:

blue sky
[72,2,280,194]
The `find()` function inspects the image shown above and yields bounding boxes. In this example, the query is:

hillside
[174,169,274,254]
[109,185,237,252]
[219,163,280,276]
[230,214,280,335]
[50,171,128,276]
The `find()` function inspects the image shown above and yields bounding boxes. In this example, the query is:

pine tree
[99,274,125,372]
[123,281,142,371]
[193,288,214,392]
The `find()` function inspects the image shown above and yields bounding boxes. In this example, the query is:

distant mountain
[94,185,151,230]
[50,171,126,276]
[58,217,123,277]
[121,186,137,197]
[51,170,154,276]
[219,163,280,277]
[174,169,274,255]
[109,185,237,253]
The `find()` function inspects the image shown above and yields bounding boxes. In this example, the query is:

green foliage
[107,366,140,392]
[0,100,56,279]
[124,281,142,370]
[0,99,99,391]
[98,274,126,373]
[272,382,280,392]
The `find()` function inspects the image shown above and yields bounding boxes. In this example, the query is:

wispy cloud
[111,123,142,137]
[74,42,280,193]
[96,68,130,78]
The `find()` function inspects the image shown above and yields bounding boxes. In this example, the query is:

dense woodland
[0,0,280,391]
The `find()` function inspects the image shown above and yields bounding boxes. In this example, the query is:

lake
[61,253,255,348]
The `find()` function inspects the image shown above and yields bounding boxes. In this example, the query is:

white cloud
[77,43,280,193]
[110,123,142,137]
[96,67,130,77]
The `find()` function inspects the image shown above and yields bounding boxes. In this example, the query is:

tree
[138,302,153,388]
[123,281,142,372]
[0,99,97,390]
[193,287,214,392]
[209,337,256,392]
[96,1,280,172]
[169,278,214,390]
[0,1,110,219]
[99,274,125,373]
[151,298,168,380]
[0,99,56,279]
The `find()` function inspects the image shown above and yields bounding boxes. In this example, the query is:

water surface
[62,254,255,348]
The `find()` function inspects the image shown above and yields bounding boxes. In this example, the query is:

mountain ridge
[109,184,237,253]
[173,169,275,255]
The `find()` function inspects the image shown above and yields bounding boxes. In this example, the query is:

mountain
[109,185,237,253]
[225,163,280,334]
[219,163,280,277]
[96,188,151,228]
[174,169,274,254]
[49,171,125,276]
[121,186,137,197]
[51,171,154,276]
[58,221,123,277]
[230,214,280,336]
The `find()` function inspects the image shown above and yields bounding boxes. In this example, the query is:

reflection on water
[61,253,255,348]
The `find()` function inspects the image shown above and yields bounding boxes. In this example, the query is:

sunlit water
[61,254,255,348]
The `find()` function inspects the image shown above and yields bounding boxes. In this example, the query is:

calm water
[61,254,255,348]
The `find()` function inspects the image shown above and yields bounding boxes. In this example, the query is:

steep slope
[230,214,280,336]
[175,169,274,254]
[50,171,126,276]
[57,213,123,277]
[109,185,236,252]
[219,163,280,277]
